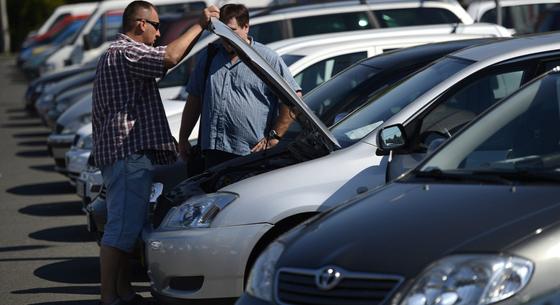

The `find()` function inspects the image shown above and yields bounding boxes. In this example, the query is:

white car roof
[251,0,473,24]
[268,23,510,55]
[467,0,560,21]
[37,2,98,34]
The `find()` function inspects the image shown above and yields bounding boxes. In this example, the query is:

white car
[41,0,210,75]
[43,0,474,75]
[143,21,560,303]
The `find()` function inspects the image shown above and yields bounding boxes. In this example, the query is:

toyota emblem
[315,267,342,290]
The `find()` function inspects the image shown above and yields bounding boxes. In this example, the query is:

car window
[418,69,526,142]
[375,8,461,27]
[330,57,473,148]
[158,2,205,14]
[420,74,560,173]
[281,54,304,67]
[87,12,122,49]
[481,4,560,34]
[159,46,204,89]
[294,52,368,94]
[290,11,373,38]
[250,21,285,44]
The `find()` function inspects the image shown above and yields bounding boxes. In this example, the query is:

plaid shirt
[92,34,177,167]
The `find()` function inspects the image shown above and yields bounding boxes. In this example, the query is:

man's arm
[178,94,203,161]
[163,6,219,69]
[251,91,302,153]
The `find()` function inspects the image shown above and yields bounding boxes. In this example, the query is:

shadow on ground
[28,298,157,305]
[29,164,56,172]
[29,225,94,243]
[7,181,73,196]
[12,285,150,296]
[33,257,149,284]
[19,201,84,217]
[16,149,50,158]
[5,107,27,114]
[2,122,44,128]
[9,114,38,120]
[12,131,51,138]
[28,300,99,305]
[0,245,50,252]
[18,140,48,147]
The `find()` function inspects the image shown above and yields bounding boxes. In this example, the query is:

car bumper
[144,223,272,300]
[66,148,90,179]
[77,168,102,211]
[47,133,76,173]
[235,293,271,305]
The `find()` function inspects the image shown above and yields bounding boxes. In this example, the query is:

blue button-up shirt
[186,39,301,156]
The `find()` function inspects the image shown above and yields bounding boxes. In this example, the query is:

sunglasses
[136,18,160,31]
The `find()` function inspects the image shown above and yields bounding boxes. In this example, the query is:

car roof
[453,32,560,62]
[267,23,509,55]
[359,38,501,69]
[251,0,472,23]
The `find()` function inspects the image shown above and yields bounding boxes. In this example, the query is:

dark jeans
[204,149,242,169]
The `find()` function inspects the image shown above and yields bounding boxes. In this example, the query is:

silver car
[144,23,560,304]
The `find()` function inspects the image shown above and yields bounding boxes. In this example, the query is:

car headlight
[160,192,237,230]
[62,114,92,134]
[76,134,93,149]
[246,220,312,301]
[56,100,70,113]
[246,241,285,302]
[401,255,533,305]
[42,93,54,103]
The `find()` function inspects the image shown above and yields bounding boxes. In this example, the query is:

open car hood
[208,18,340,150]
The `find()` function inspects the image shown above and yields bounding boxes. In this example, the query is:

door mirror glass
[379,124,406,151]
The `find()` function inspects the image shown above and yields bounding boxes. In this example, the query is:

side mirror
[378,124,407,152]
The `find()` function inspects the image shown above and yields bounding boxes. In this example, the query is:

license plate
[150,183,164,203]
[76,180,86,197]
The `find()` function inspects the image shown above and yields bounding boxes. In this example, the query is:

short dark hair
[220,4,249,27]
[122,0,156,32]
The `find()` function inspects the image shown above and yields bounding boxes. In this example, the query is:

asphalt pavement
[0,56,153,305]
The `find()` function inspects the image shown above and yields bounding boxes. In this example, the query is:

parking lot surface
[0,56,152,305]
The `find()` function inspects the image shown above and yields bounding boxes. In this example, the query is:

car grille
[276,267,403,305]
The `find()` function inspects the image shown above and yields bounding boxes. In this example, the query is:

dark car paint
[275,182,560,278]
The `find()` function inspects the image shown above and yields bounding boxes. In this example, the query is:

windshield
[330,57,473,147]
[281,54,304,67]
[419,73,560,179]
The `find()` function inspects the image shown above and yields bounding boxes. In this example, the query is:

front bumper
[47,133,76,174]
[77,168,102,211]
[144,223,272,300]
[66,148,91,181]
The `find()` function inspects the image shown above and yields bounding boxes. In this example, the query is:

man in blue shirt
[179,3,302,169]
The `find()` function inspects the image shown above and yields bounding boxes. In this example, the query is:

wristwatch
[268,129,282,141]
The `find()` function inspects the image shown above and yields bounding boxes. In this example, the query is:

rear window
[375,8,461,27]
[291,11,373,37]
[481,4,560,34]
[250,20,285,44]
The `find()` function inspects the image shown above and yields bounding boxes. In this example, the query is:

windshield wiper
[413,168,514,185]
[413,168,560,184]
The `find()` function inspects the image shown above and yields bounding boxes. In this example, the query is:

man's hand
[199,5,220,29]
[179,139,192,161]
[251,138,279,153]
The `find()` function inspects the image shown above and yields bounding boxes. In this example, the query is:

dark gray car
[239,69,560,305]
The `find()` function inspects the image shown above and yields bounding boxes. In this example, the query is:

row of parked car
[20,0,560,305]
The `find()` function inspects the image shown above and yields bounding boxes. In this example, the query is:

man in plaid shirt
[92,2,218,304]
